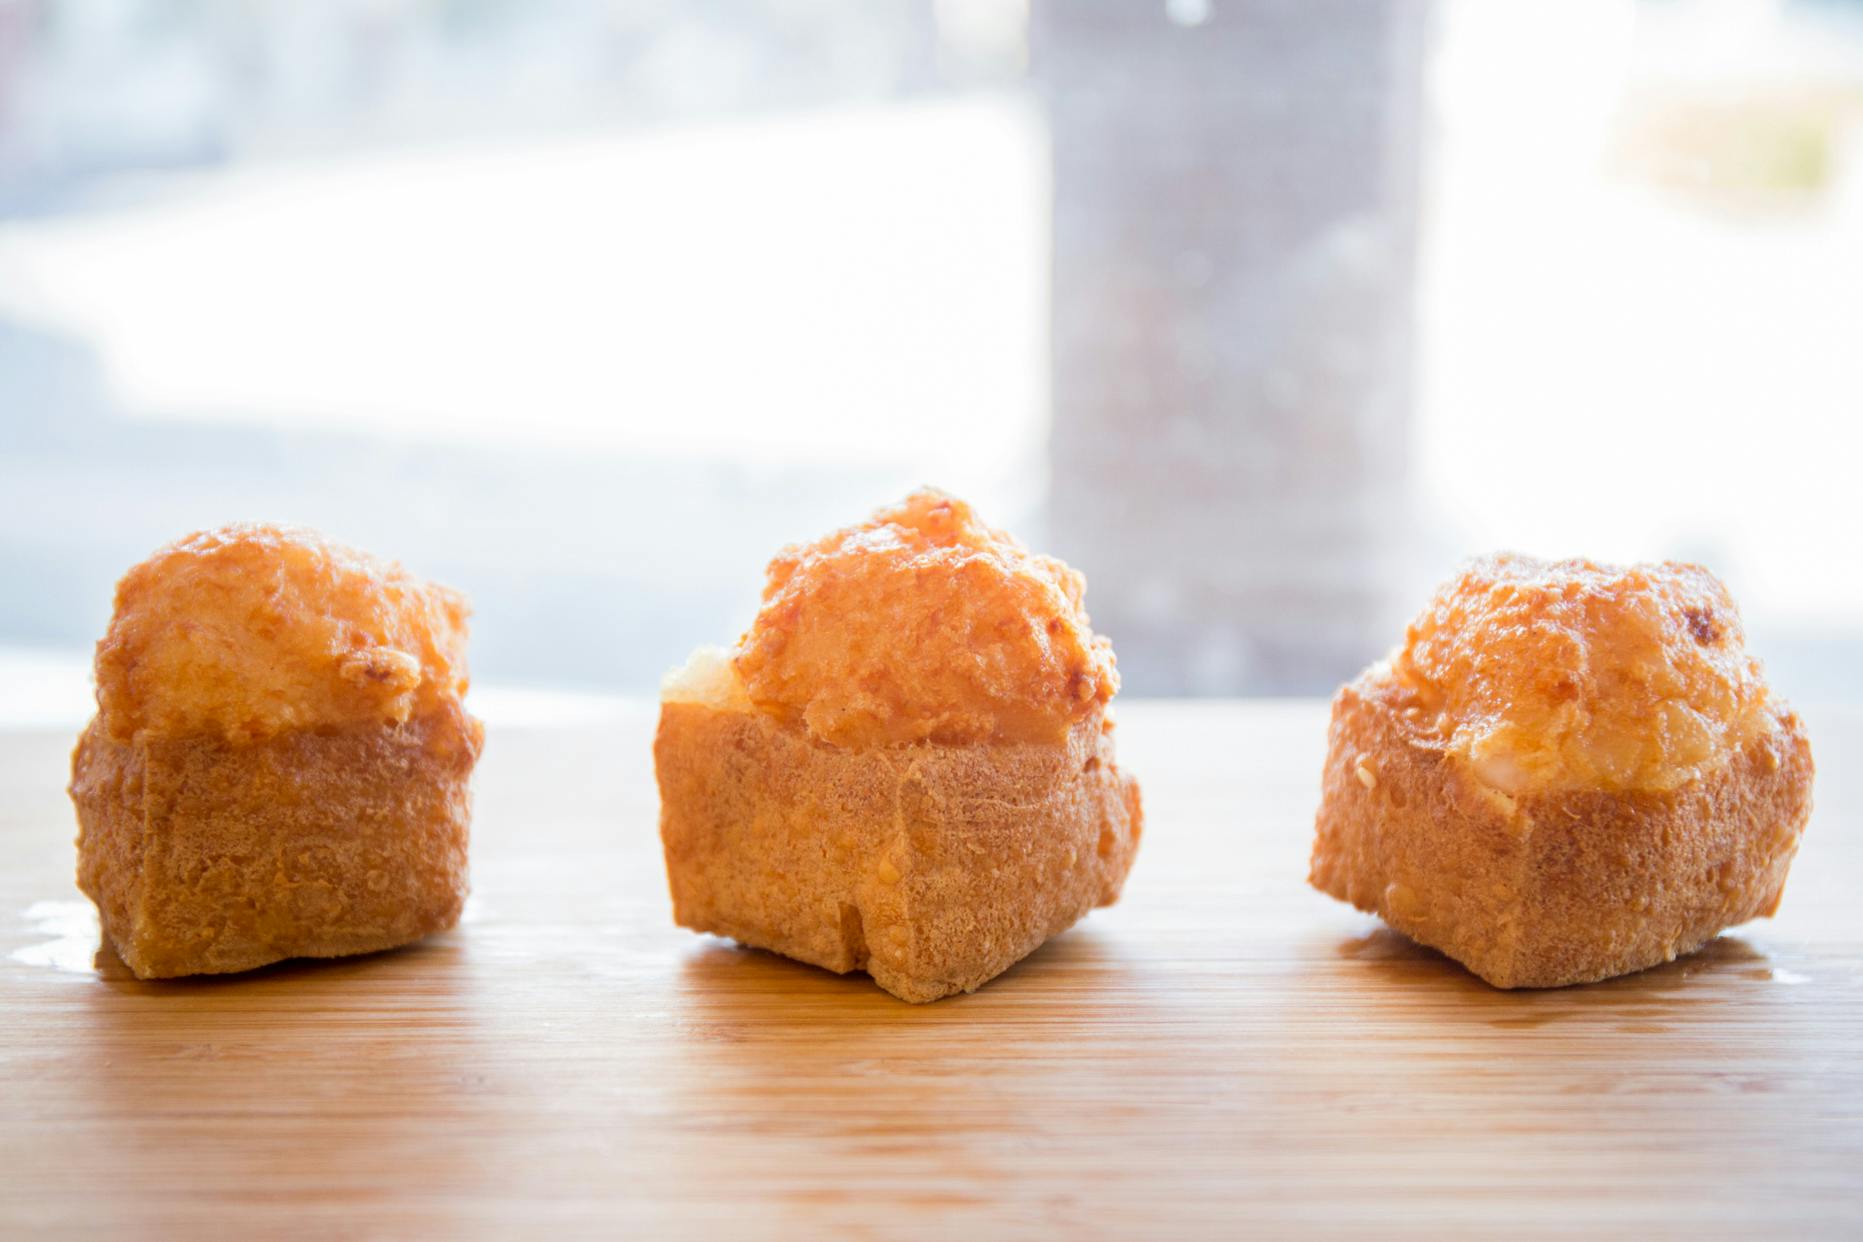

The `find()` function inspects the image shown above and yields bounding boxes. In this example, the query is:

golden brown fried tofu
[657,489,1142,1002]
[70,524,483,978]
[1311,555,1813,988]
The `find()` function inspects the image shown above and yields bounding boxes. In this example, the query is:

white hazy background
[0,0,1859,723]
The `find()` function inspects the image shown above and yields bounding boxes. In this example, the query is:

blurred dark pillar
[1035,0,1427,695]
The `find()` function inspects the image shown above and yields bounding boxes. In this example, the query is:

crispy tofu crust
[1309,671,1814,988]
[70,523,482,980]
[71,705,481,979]
[655,701,1142,1003]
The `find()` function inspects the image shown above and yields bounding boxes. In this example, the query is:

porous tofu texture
[1310,671,1811,988]
[657,489,1143,1001]
[73,708,478,979]
[73,523,481,979]
[656,700,1141,1002]
[1312,554,1814,989]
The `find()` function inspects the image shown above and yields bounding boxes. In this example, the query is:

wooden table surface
[2,701,1859,1239]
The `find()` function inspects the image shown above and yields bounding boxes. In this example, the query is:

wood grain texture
[2,701,1859,1239]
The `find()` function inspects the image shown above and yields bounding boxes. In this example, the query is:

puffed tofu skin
[72,704,481,979]
[1310,672,1813,989]
[70,522,482,979]
[656,701,1141,1003]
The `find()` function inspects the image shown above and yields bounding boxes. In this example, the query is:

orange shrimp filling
[732,489,1118,748]
[94,523,471,744]
[1392,555,1772,795]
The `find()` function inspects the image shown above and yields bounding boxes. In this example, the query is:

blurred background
[1,0,1859,719]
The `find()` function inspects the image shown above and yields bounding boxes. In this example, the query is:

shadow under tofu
[674,920,1130,1023]
[1332,923,1782,1031]
[86,932,465,989]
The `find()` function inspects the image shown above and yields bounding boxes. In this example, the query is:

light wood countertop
[3,701,1858,1238]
